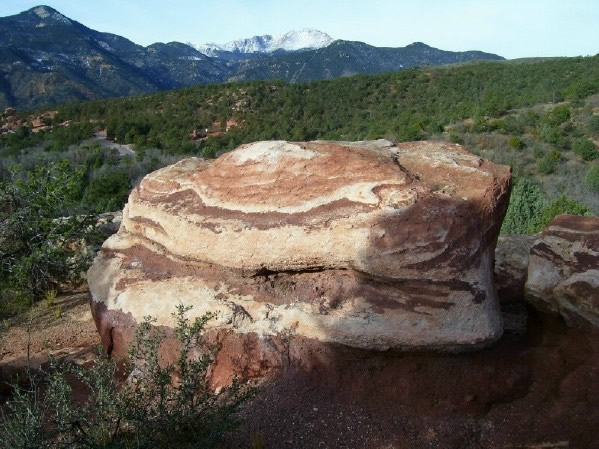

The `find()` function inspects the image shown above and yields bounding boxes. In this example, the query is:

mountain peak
[27,5,72,25]
[196,29,334,56]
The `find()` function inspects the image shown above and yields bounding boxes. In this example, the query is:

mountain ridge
[0,5,505,109]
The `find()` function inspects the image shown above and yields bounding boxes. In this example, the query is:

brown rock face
[494,234,537,303]
[88,140,511,358]
[526,214,599,328]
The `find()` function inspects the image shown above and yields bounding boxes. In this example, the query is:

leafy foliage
[539,195,589,229]
[0,162,95,302]
[501,178,589,234]
[572,137,598,161]
[536,148,562,174]
[501,178,546,234]
[0,305,254,448]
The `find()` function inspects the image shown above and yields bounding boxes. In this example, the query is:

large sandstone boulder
[526,214,599,328]
[88,140,511,357]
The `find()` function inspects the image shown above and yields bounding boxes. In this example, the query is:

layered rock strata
[526,214,599,328]
[88,140,511,358]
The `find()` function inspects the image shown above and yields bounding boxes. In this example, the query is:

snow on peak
[195,29,333,56]
[32,6,71,25]
[273,29,334,52]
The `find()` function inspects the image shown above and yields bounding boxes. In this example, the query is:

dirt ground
[2,295,598,449]
[0,290,100,392]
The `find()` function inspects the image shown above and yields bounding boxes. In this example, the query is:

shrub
[539,123,561,145]
[546,105,571,126]
[449,132,462,144]
[508,137,526,150]
[539,195,589,229]
[0,162,95,301]
[501,177,546,234]
[585,165,599,192]
[82,170,131,213]
[0,305,254,448]
[536,149,562,174]
[572,137,598,161]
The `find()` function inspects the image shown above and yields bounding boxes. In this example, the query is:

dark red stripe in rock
[144,188,378,231]
[127,216,167,235]
[107,241,483,313]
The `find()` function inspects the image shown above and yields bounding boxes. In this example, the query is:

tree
[0,162,95,301]
[501,178,546,234]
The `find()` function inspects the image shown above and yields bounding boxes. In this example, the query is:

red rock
[88,140,511,359]
[526,214,599,328]
[494,234,537,303]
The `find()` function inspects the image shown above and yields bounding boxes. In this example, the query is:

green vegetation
[501,178,589,234]
[586,165,599,192]
[536,149,562,174]
[573,137,598,161]
[0,305,253,448]
[0,162,95,312]
[501,178,547,234]
[2,55,599,226]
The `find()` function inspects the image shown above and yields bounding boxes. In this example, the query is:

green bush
[508,137,526,150]
[0,305,254,448]
[539,195,589,229]
[82,170,131,213]
[536,149,562,174]
[585,165,599,192]
[572,137,598,161]
[501,177,546,234]
[546,105,571,126]
[539,124,561,145]
[0,162,94,302]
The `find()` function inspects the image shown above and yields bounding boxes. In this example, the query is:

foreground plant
[0,161,96,306]
[0,305,254,448]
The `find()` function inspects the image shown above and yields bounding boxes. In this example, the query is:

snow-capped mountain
[196,29,334,56]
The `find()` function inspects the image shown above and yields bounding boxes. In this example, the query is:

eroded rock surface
[88,140,511,358]
[494,234,537,303]
[526,214,599,328]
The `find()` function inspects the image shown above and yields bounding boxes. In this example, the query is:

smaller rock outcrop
[526,214,599,329]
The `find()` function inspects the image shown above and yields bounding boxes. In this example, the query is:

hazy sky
[1,0,598,59]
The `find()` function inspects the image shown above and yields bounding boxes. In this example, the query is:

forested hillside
[0,6,503,109]
[1,55,599,225]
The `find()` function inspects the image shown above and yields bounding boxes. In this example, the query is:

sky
[1,0,598,59]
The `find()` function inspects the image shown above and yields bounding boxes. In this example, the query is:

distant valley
[0,5,504,109]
